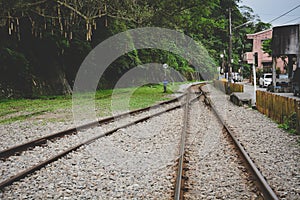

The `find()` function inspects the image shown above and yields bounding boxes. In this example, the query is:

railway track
[0,84,201,191]
[0,95,185,159]
[173,84,279,199]
[0,82,281,199]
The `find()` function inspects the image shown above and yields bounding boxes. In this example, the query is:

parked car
[276,74,289,88]
[259,73,272,87]
[278,74,288,79]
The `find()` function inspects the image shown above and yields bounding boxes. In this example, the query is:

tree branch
[54,0,87,20]
[107,14,139,24]
[30,9,59,19]
[24,0,48,7]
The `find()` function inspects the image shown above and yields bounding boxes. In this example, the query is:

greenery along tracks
[0,83,180,124]
[0,90,186,159]
[0,84,197,190]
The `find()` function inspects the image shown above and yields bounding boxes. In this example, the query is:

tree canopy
[0,0,271,98]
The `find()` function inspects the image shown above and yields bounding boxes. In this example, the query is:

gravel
[0,120,74,152]
[184,96,260,199]
[203,84,300,200]
[0,99,183,152]
[0,106,183,199]
[0,100,183,183]
[1,83,298,199]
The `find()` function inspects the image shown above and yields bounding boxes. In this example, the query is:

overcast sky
[238,0,300,27]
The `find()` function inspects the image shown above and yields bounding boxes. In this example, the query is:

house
[243,29,285,73]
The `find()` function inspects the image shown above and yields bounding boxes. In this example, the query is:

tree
[0,0,265,97]
[262,39,272,56]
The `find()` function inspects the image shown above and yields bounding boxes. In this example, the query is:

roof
[246,29,272,39]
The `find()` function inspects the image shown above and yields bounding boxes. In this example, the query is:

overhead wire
[268,4,300,23]
[283,16,300,24]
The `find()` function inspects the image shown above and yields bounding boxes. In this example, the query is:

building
[243,29,285,73]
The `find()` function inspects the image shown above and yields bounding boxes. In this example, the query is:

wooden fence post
[254,90,300,134]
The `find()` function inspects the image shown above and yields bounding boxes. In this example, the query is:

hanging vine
[2,0,152,41]
[2,0,104,41]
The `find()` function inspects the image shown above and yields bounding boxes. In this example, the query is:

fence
[256,90,300,133]
[213,80,244,94]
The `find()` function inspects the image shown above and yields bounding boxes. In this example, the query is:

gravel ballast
[0,100,183,152]
[0,101,182,184]
[0,121,74,152]
[0,108,183,199]
[1,83,299,199]
[184,97,260,199]
[204,84,300,199]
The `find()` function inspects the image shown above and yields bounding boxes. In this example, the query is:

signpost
[163,63,169,93]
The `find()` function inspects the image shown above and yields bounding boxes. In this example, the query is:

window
[265,75,272,78]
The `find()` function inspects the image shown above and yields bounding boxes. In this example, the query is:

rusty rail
[0,102,187,190]
[0,94,185,159]
[201,85,279,200]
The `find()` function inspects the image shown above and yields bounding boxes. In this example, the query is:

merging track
[0,83,280,199]
[0,92,188,190]
[0,95,185,159]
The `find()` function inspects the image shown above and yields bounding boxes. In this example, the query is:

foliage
[0,0,269,98]
[262,39,272,55]
[257,68,264,79]
[0,47,31,97]
[278,112,298,135]
[241,64,251,79]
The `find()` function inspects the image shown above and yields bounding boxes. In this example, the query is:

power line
[268,4,300,23]
[283,16,300,24]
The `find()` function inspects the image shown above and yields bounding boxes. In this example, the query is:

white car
[259,73,272,87]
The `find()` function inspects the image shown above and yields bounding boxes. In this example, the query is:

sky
[238,0,300,27]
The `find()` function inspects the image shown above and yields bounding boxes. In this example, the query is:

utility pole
[253,53,257,105]
[228,8,233,84]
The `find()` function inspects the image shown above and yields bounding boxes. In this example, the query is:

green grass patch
[0,110,18,117]
[0,110,47,124]
[0,83,183,124]
[128,84,171,110]
[0,95,72,124]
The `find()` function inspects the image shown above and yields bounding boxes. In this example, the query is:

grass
[0,82,185,124]
[0,95,72,124]
[0,110,47,124]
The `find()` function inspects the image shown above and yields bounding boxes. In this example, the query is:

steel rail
[0,94,185,159]
[0,94,201,190]
[201,85,279,200]
[174,89,192,200]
